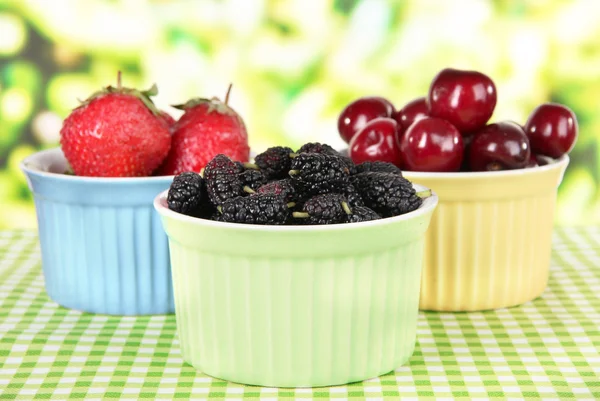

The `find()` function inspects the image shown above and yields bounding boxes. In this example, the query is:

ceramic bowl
[154,185,438,387]
[404,156,569,311]
[21,148,175,315]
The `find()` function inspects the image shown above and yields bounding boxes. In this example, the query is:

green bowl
[154,186,438,387]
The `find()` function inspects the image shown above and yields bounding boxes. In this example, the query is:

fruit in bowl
[524,103,578,159]
[349,117,403,168]
[427,67,497,133]
[337,96,395,144]
[335,68,577,311]
[468,121,530,171]
[338,68,578,173]
[21,148,175,315]
[399,117,464,172]
[158,84,250,175]
[153,105,439,386]
[165,143,431,226]
[21,73,251,315]
[155,169,438,387]
[60,71,172,177]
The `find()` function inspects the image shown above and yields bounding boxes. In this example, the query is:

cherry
[393,97,428,131]
[399,117,464,172]
[468,121,530,171]
[526,154,539,168]
[460,134,474,171]
[349,117,402,167]
[427,68,497,133]
[524,103,578,158]
[338,97,394,144]
[373,96,395,115]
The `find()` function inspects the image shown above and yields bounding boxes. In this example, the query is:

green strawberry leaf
[75,72,162,116]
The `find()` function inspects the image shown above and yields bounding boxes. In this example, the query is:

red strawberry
[60,73,171,177]
[158,85,250,175]
[159,110,176,130]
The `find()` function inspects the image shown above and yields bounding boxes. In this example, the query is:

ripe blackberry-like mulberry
[351,172,422,217]
[256,179,297,203]
[291,181,363,208]
[343,183,364,207]
[355,161,402,175]
[347,206,381,223]
[239,169,266,193]
[291,180,346,200]
[254,146,294,179]
[292,193,351,225]
[219,194,289,225]
[234,161,246,173]
[297,142,356,174]
[204,154,243,205]
[338,155,357,175]
[296,142,338,155]
[289,153,350,190]
[167,172,205,215]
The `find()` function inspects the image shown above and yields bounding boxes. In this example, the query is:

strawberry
[60,72,171,177]
[159,110,176,130]
[158,85,250,175]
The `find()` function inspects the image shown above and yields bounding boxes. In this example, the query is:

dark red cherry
[373,96,395,115]
[526,154,539,168]
[468,121,530,171]
[337,97,394,144]
[427,68,497,133]
[524,103,578,158]
[349,117,402,167]
[393,97,428,131]
[399,117,464,172]
[460,134,474,171]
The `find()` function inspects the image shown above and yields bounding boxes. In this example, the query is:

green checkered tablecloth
[1,229,599,400]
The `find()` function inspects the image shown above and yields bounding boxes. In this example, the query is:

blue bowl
[21,148,175,315]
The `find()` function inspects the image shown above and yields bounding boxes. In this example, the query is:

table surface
[1,228,599,400]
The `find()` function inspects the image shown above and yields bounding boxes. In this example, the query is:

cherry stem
[117,71,122,89]
[487,162,503,171]
[224,83,232,105]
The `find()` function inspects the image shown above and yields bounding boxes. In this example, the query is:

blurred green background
[0,0,598,228]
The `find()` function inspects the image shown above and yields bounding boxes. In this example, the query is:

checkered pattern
[1,228,599,400]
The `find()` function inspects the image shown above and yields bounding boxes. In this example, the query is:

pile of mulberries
[166,143,427,225]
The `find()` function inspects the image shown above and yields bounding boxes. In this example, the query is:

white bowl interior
[20,148,174,183]
[22,148,70,174]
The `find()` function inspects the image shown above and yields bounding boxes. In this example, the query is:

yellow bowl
[403,156,569,312]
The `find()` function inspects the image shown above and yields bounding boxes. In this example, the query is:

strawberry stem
[117,71,122,89]
[224,83,232,105]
